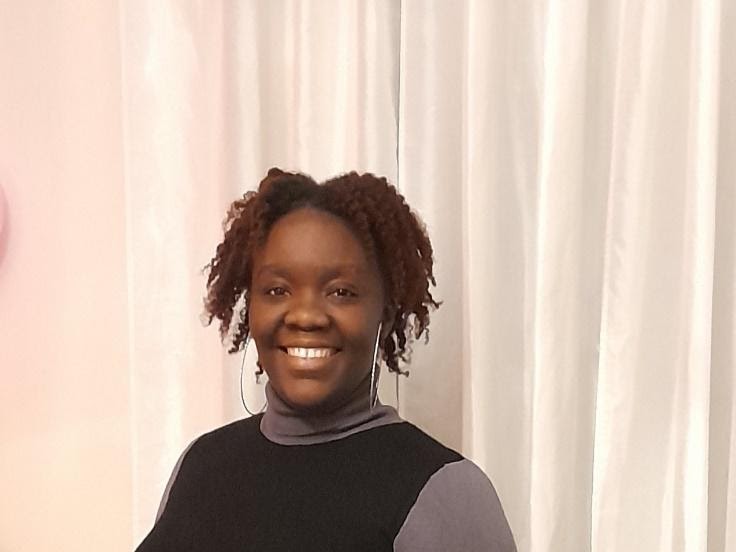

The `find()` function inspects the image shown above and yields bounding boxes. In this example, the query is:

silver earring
[369,322,383,410]
[240,335,267,416]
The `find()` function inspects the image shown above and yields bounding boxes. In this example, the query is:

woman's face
[249,207,385,414]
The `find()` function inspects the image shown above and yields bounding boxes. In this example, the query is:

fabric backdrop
[16,1,731,550]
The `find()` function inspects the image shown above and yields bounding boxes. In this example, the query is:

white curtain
[399,2,734,551]
[118,1,735,550]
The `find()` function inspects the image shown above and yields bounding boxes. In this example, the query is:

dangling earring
[369,322,383,410]
[240,335,267,416]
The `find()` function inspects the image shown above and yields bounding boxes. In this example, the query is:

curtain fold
[119,0,229,538]
[708,2,736,550]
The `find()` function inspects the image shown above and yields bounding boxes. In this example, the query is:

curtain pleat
[120,0,229,538]
[708,1,736,550]
[227,0,400,188]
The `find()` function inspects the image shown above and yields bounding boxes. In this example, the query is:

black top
[136,384,516,551]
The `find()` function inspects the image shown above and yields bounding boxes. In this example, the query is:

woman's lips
[284,347,337,359]
[277,347,341,373]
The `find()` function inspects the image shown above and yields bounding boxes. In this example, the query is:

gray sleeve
[154,438,200,522]
[393,459,517,552]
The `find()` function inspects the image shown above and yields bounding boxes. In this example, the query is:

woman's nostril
[284,308,330,330]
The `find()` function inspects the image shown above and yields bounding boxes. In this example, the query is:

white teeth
[286,347,334,359]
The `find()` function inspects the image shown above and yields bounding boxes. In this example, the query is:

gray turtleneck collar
[259,382,404,446]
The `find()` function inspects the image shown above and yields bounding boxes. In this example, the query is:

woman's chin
[273,382,335,413]
[272,380,363,415]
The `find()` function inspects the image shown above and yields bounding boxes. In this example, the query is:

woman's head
[203,168,439,411]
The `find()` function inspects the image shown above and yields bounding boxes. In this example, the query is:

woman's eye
[331,288,356,298]
[266,287,288,296]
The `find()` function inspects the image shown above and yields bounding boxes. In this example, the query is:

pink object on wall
[0,183,5,238]
[0,183,6,265]
[0,3,133,549]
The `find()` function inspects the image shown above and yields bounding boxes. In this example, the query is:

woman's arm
[393,459,516,552]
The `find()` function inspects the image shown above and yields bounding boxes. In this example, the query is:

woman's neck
[259,382,402,445]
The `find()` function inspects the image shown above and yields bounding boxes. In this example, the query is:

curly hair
[203,167,440,375]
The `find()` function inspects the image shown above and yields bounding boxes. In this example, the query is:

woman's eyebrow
[322,264,367,278]
[254,263,369,280]
[253,264,291,279]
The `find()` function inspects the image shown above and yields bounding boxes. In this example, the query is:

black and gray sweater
[136,384,516,551]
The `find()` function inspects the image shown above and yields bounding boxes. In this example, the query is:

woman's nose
[283,293,330,330]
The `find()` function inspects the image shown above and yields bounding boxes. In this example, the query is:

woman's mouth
[283,347,338,359]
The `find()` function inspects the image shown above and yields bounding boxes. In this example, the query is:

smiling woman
[135,169,516,551]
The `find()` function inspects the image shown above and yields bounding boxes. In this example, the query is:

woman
[136,168,516,551]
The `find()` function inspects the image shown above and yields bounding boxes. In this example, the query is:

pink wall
[0,2,133,550]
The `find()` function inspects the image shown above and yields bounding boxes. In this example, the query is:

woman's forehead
[253,208,380,278]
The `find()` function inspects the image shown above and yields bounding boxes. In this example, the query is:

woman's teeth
[286,347,335,359]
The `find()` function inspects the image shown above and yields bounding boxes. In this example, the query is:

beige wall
[0,2,132,550]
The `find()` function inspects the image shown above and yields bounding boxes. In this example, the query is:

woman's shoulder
[153,415,265,519]
[167,414,265,477]
[393,455,517,551]
[367,420,463,464]
[375,423,500,503]
[379,424,517,551]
